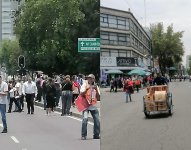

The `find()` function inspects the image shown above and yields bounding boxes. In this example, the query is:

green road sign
[170,67,177,70]
[78,38,100,52]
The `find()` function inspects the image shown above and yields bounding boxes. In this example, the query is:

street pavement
[101,80,191,150]
[0,104,100,150]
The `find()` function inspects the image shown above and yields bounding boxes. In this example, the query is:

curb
[34,102,94,122]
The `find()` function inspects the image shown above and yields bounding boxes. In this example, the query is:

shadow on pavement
[144,112,174,119]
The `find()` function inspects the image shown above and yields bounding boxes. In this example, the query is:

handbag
[75,94,90,112]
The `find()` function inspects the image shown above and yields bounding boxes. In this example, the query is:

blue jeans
[42,92,46,109]
[0,104,7,130]
[15,98,20,111]
[56,90,60,106]
[102,84,106,88]
[7,93,10,104]
[82,109,100,137]
[61,91,72,115]
[126,91,131,102]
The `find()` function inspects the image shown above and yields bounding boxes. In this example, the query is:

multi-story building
[100,6,152,74]
[186,55,191,69]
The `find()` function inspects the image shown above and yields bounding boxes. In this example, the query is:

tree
[0,39,22,75]
[151,24,185,74]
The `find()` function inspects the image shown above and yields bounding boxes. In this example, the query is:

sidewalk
[34,99,100,122]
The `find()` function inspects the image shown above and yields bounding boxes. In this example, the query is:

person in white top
[80,74,100,140]
[19,81,24,111]
[23,77,37,114]
[14,79,21,112]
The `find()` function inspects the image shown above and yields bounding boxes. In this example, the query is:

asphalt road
[0,104,100,150]
[101,80,191,150]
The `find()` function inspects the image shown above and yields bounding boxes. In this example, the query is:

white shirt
[10,88,16,98]
[0,81,8,104]
[19,82,23,96]
[23,81,37,95]
[80,81,100,110]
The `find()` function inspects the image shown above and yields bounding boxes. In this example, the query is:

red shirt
[73,81,80,90]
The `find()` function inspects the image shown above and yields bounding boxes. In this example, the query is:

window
[131,36,134,47]
[132,52,139,58]
[135,39,138,49]
[100,31,109,45]
[108,15,117,28]
[110,50,119,57]
[131,20,134,33]
[101,49,110,56]
[119,50,127,57]
[100,14,108,27]
[109,33,118,45]
[126,18,130,30]
[126,34,130,46]
[117,17,126,30]
[118,34,126,46]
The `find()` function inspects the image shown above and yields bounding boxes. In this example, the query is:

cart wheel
[169,99,173,116]
[144,109,150,118]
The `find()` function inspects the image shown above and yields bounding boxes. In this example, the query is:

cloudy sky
[101,0,191,66]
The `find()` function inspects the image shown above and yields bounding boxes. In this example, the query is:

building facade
[186,55,191,69]
[100,7,153,74]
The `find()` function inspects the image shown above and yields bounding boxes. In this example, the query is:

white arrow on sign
[81,42,84,47]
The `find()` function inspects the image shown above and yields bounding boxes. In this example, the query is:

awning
[100,66,145,71]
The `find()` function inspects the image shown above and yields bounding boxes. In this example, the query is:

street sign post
[78,38,100,52]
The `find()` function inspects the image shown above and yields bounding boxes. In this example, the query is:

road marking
[0,124,3,127]
[33,104,94,125]
[11,136,20,143]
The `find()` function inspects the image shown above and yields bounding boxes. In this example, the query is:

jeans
[56,90,60,106]
[61,91,72,115]
[0,104,7,130]
[126,91,131,102]
[101,84,106,88]
[82,109,100,137]
[42,92,46,109]
[136,85,139,92]
[7,93,10,104]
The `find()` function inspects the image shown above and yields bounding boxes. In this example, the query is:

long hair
[65,75,70,84]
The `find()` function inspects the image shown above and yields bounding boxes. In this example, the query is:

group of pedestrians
[0,73,100,140]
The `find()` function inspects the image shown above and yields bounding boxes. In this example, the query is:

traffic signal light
[18,55,25,68]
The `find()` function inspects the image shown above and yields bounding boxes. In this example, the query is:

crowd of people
[0,73,100,140]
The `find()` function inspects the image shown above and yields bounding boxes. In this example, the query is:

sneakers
[81,136,87,140]
[1,130,7,133]
[93,136,100,139]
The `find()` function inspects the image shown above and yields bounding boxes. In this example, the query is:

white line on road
[11,136,20,143]
[0,124,3,127]
[33,104,94,125]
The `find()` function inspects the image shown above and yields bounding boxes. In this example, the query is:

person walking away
[23,77,37,114]
[45,78,56,116]
[184,76,186,81]
[0,76,8,133]
[7,81,11,104]
[117,75,121,88]
[61,75,72,116]
[19,81,24,111]
[110,78,114,92]
[72,75,80,107]
[123,81,132,103]
[36,74,42,102]
[114,77,118,92]
[129,78,133,87]
[80,74,100,140]
[7,84,22,113]
[132,75,136,85]
[41,76,48,110]
[135,79,140,93]
[53,73,61,107]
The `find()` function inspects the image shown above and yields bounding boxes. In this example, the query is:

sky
[101,0,191,67]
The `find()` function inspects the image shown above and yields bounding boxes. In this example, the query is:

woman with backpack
[123,81,132,103]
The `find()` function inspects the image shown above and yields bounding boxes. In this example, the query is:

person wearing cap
[152,72,168,86]
[61,75,72,116]
[80,74,100,140]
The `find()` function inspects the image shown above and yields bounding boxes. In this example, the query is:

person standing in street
[123,81,132,103]
[135,79,140,93]
[23,77,37,114]
[36,74,42,102]
[80,74,100,140]
[114,77,118,92]
[45,78,56,116]
[0,76,8,133]
[19,81,24,111]
[61,75,72,116]
[110,78,114,93]
[14,79,21,112]
[41,76,48,110]
[53,73,61,107]
[72,75,80,107]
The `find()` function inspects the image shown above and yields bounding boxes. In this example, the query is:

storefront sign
[116,57,138,67]
[100,69,107,82]
[100,57,117,66]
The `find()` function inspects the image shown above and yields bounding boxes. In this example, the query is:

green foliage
[151,24,185,74]
[12,0,99,77]
[187,68,191,75]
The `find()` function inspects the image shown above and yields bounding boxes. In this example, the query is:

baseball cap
[87,74,95,79]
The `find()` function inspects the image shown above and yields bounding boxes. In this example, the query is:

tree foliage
[151,24,185,74]
[9,0,100,77]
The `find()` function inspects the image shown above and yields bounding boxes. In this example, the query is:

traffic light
[18,55,25,68]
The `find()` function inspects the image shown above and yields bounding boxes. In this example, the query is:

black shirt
[61,81,72,91]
